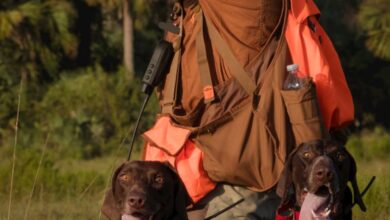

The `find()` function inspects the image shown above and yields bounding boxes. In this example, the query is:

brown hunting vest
[156,0,325,191]
[160,0,283,124]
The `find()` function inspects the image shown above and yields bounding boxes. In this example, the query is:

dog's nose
[315,167,333,182]
[128,195,145,208]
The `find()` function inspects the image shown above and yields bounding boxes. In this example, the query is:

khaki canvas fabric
[157,0,326,192]
[160,0,282,120]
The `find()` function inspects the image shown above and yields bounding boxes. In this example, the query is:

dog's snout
[314,167,333,181]
[128,194,146,209]
[310,156,336,184]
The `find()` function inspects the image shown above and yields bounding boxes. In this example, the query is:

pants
[187,184,281,220]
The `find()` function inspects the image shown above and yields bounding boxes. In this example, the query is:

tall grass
[24,134,49,220]
[0,193,103,220]
[1,126,389,219]
[347,126,390,220]
[346,126,390,161]
[7,77,23,220]
[0,153,113,219]
[352,160,390,220]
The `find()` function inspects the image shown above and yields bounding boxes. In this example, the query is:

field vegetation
[1,128,389,219]
[0,0,389,219]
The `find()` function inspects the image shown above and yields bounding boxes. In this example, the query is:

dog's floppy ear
[111,162,127,200]
[345,150,367,211]
[163,162,191,220]
[173,176,191,220]
[276,145,300,203]
[101,162,126,220]
[101,188,122,220]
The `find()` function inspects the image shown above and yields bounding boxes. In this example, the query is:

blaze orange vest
[285,0,354,129]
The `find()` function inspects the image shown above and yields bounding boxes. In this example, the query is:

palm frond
[43,1,78,57]
[0,1,79,78]
[17,1,43,26]
[358,0,390,60]
[0,9,23,39]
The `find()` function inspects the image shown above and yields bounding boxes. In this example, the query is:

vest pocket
[194,101,284,192]
[281,80,325,144]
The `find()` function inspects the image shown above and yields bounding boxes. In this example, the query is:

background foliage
[0,0,389,219]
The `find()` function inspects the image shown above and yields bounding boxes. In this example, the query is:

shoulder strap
[199,11,257,95]
[161,47,181,114]
[199,0,288,95]
[196,12,216,103]
[161,3,184,114]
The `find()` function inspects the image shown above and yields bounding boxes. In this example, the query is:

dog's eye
[154,174,164,184]
[303,152,311,158]
[336,152,345,161]
[119,174,130,182]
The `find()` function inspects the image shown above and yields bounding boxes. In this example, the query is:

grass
[0,145,143,220]
[0,158,390,220]
[1,156,389,220]
[0,193,104,220]
[1,128,389,219]
[0,155,114,220]
[352,159,390,220]
[346,126,390,219]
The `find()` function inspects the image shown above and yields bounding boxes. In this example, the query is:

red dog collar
[276,202,300,220]
[276,209,300,220]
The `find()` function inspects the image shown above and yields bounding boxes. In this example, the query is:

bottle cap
[286,64,299,72]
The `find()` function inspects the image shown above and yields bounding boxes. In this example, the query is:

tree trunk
[123,0,135,76]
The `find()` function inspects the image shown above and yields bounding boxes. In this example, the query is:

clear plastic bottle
[283,64,307,90]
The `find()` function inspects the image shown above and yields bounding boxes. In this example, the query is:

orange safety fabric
[285,0,354,129]
[143,116,216,203]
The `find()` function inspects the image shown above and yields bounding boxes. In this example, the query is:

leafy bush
[346,126,390,160]
[1,64,159,207]
[1,65,159,160]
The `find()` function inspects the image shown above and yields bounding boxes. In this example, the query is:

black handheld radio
[141,40,174,95]
[127,40,174,160]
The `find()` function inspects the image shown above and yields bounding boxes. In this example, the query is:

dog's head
[276,140,366,219]
[101,160,190,220]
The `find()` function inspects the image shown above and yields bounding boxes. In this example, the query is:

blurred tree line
[316,0,390,130]
[0,0,389,159]
[0,0,168,159]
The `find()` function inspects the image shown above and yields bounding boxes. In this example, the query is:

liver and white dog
[101,161,190,220]
[276,140,366,219]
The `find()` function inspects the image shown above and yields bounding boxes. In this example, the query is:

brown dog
[101,160,190,220]
[276,140,366,219]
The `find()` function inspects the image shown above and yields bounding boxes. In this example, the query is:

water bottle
[283,64,307,90]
